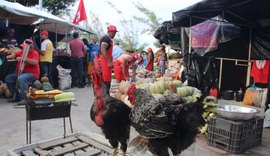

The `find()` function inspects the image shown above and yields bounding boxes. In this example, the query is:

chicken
[90,56,131,156]
[127,84,205,156]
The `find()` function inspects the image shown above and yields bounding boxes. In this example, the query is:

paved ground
[0,87,269,155]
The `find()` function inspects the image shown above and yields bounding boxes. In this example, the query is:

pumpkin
[177,86,194,97]
[173,80,182,88]
[0,83,5,95]
[123,96,133,108]
[168,82,177,93]
[32,80,42,90]
[149,83,161,94]
[153,94,164,101]
[119,81,131,94]
[121,94,127,101]
[138,83,150,90]
[41,76,49,83]
[114,91,122,100]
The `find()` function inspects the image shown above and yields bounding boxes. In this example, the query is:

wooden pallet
[20,135,112,156]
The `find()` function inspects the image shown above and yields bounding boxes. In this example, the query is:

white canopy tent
[0,0,91,34]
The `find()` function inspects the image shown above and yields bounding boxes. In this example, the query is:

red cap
[20,39,34,48]
[40,30,49,36]
[132,53,143,65]
[107,25,118,32]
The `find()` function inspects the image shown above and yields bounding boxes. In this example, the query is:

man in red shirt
[5,39,40,103]
[99,25,118,95]
[69,32,86,88]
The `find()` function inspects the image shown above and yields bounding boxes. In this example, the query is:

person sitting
[5,39,40,103]
[114,53,143,83]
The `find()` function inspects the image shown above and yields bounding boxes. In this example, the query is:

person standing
[5,39,40,103]
[158,45,167,75]
[39,30,53,85]
[145,47,154,71]
[112,41,123,62]
[86,36,99,86]
[69,32,85,88]
[99,25,118,95]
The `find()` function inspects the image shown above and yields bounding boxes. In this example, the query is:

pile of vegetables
[114,81,133,108]
[199,96,218,135]
[137,78,200,103]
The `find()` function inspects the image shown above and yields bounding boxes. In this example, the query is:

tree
[106,1,146,51]
[133,2,162,35]
[133,2,163,47]
[7,0,76,15]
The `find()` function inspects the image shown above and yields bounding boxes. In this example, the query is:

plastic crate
[207,116,263,154]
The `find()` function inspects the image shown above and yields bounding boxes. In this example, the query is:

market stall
[0,0,92,91]
[151,0,270,153]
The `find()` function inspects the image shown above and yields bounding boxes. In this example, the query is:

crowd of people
[1,24,168,103]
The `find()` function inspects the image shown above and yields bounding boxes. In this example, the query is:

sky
[81,0,202,47]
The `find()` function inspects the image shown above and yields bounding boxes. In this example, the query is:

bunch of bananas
[199,96,218,134]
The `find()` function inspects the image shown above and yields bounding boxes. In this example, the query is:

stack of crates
[207,116,263,154]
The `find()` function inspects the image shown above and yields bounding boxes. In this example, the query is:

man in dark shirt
[99,25,118,95]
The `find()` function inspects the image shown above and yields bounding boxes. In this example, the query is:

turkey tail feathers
[128,135,149,154]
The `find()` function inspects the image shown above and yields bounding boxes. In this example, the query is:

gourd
[119,81,130,94]
[54,92,75,101]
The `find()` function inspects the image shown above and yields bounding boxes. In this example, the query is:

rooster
[127,85,205,156]
[91,56,205,156]
[90,56,131,156]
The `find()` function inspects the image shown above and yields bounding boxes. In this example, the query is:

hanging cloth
[250,60,270,84]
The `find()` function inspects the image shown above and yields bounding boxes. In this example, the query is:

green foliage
[133,2,162,35]
[106,1,146,51]
[7,0,76,15]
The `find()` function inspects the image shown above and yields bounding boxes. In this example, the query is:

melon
[119,81,131,94]
[114,91,122,100]
[121,94,127,101]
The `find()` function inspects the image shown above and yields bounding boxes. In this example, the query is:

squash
[54,92,75,101]
[119,81,131,94]
[114,91,122,100]
[41,76,49,83]
[121,94,127,101]
[32,80,42,90]
[123,96,133,108]
[173,80,182,88]
[177,86,194,97]
[138,83,150,90]
[149,83,160,94]
[153,94,164,101]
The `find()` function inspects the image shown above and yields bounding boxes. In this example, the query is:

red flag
[73,0,87,25]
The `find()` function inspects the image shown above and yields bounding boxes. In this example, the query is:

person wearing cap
[5,39,40,103]
[0,27,18,48]
[39,30,53,85]
[145,47,154,71]
[99,25,118,94]
[69,32,86,88]
[114,53,143,83]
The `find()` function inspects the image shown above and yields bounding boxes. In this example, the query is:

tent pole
[246,27,252,86]
[218,59,223,90]
[55,23,58,43]
[181,27,185,54]
[189,16,192,53]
